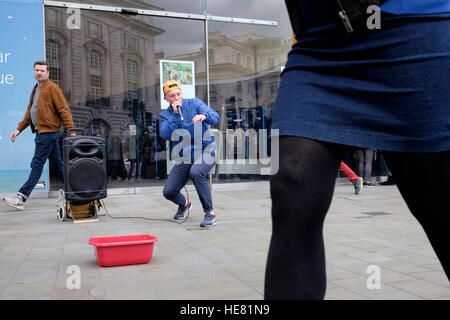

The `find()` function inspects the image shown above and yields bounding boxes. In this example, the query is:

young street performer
[160,80,220,227]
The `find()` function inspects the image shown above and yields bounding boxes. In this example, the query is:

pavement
[0,180,449,300]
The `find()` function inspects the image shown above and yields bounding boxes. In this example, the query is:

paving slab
[0,181,449,300]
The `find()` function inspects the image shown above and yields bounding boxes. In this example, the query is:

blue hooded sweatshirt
[160,98,220,163]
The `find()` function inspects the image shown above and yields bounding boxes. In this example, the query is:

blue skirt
[273,13,450,152]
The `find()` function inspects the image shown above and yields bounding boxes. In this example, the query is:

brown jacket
[17,79,74,133]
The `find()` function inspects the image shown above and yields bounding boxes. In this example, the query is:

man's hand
[171,104,179,113]
[10,130,20,143]
[192,114,206,124]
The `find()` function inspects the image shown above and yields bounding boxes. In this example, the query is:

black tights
[264,136,450,300]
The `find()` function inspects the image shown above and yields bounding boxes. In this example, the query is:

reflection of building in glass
[43,1,291,185]
[161,31,291,132]
[45,3,164,136]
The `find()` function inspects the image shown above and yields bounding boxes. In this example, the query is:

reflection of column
[234,100,240,127]
[254,47,259,107]
[220,103,227,132]
[262,106,266,157]
[154,118,158,175]
[243,110,247,159]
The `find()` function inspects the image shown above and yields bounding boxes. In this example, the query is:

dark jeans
[265,136,450,300]
[163,161,215,213]
[18,132,63,199]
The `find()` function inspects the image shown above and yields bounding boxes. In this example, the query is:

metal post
[204,10,213,190]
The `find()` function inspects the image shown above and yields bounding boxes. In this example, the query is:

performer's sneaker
[3,195,26,211]
[353,177,363,195]
[200,213,217,227]
[174,201,192,220]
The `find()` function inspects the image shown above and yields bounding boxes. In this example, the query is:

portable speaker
[63,134,107,202]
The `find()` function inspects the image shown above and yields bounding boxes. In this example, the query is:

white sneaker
[3,195,26,210]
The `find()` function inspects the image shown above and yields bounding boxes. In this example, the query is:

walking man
[3,61,74,210]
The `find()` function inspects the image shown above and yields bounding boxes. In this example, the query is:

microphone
[176,105,184,121]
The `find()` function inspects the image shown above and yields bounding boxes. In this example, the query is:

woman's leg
[265,136,348,299]
[356,149,364,179]
[384,150,450,281]
[364,149,374,182]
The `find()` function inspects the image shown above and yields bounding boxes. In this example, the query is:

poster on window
[159,60,195,109]
[0,0,47,194]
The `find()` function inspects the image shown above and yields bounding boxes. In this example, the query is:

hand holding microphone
[174,104,206,124]
[176,105,184,121]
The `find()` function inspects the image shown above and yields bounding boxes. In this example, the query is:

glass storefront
[49,0,207,14]
[43,0,293,191]
[0,0,389,195]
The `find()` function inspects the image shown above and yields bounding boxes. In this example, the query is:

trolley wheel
[57,205,66,221]
[57,189,66,221]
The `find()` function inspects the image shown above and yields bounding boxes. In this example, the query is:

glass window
[208,49,215,64]
[44,6,206,190]
[89,50,101,72]
[43,1,289,188]
[207,18,291,182]
[46,40,61,87]
[140,0,206,14]
[123,33,139,52]
[206,0,287,21]
[88,20,102,39]
[126,59,139,101]
[48,0,205,14]
[89,75,102,100]
[88,50,102,100]
[46,7,63,27]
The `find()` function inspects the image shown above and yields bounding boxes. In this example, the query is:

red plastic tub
[88,234,158,267]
